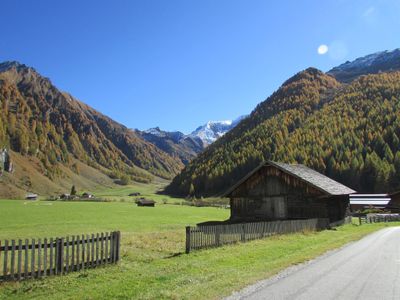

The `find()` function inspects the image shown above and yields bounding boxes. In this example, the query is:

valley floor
[0,199,398,299]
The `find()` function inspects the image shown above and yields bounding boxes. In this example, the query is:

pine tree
[70,185,77,196]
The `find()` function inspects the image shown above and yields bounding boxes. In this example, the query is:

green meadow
[0,199,229,238]
[0,198,398,300]
[92,181,186,203]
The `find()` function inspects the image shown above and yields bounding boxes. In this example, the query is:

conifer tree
[71,185,77,196]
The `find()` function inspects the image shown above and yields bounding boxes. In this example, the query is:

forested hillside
[0,61,184,190]
[165,69,400,197]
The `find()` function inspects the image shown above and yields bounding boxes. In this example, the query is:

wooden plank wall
[0,231,121,282]
[185,219,329,253]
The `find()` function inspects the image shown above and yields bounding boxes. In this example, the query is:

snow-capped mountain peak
[189,116,246,145]
[143,127,165,137]
[328,48,400,82]
[139,115,246,152]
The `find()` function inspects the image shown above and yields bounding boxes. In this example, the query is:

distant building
[60,193,71,200]
[129,192,141,196]
[82,192,94,199]
[386,191,400,213]
[223,161,355,223]
[26,193,38,200]
[136,198,156,207]
[349,194,391,211]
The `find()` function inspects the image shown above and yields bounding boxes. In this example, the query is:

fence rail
[186,218,328,253]
[0,231,120,282]
[357,214,400,225]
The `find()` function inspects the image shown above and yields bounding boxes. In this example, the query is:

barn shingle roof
[272,161,356,195]
[224,160,356,197]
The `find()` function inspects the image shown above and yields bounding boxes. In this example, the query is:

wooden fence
[0,231,120,282]
[358,214,400,225]
[185,218,329,253]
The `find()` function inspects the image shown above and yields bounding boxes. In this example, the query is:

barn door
[273,196,287,219]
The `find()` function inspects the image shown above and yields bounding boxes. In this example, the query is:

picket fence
[0,231,120,282]
[185,218,329,253]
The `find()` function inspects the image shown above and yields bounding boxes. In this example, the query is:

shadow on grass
[164,252,184,259]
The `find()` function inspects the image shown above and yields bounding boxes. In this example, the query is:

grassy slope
[0,200,398,299]
[0,157,185,203]
[0,151,116,199]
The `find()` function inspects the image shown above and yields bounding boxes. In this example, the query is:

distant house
[136,198,156,207]
[349,194,391,211]
[129,192,141,196]
[223,161,355,223]
[386,191,400,212]
[26,193,38,200]
[60,193,71,200]
[82,192,94,199]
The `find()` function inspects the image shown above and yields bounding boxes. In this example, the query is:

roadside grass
[0,200,398,299]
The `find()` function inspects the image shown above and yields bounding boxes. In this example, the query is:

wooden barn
[136,198,156,207]
[223,161,356,223]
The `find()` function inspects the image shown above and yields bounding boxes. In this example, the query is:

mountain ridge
[0,61,184,196]
[136,127,204,165]
[165,49,400,197]
[137,116,246,164]
[327,48,400,82]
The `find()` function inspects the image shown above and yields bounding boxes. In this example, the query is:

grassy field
[0,199,229,239]
[0,199,399,299]
[92,181,185,203]
[92,181,228,205]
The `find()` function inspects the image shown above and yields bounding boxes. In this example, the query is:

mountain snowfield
[143,116,246,146]
[327,48,400,82]
[137,116,247,165]
[188,116,246,145]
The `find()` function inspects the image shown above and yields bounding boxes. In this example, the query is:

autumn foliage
[165,69,400,196]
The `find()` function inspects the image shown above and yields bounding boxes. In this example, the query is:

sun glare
[317,44,329,55]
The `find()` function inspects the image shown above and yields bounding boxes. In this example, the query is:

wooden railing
[185,219,329,253]
[357,214,400,225]
[0,231,120,282]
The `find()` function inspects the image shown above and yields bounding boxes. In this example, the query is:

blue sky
[1,0,400,133]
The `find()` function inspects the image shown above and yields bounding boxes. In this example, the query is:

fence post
[111,231,118,263]
[215,226,221,247]
[56,238,63,274]
[3,240,8,280]
[185,226,191,254]
[359,216,362,225]
[241,224,246,242]
[116,231,121,262]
